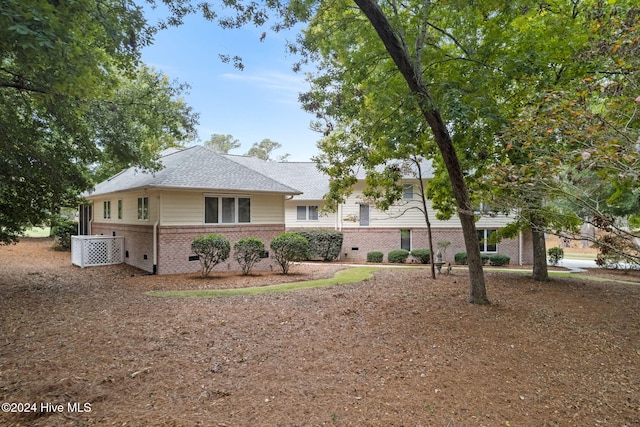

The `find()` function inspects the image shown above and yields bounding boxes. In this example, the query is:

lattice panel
[72,236,124,268]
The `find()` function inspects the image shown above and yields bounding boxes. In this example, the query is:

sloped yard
[1,239,639,426]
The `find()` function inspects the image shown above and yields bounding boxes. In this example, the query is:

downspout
[519,230,523,266]
[152,195,159,274]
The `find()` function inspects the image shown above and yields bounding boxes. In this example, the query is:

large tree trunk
[354,0,488,304]
[530,211,549,281]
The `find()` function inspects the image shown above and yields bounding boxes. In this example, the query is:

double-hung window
[359,204,370,226]
[400,229,411,251]
[402,184,414,200]
[296,205,319,221]
[137,197,149,220]
[205,196,251,224]
[103,201,111,219]
[478,229,497,252]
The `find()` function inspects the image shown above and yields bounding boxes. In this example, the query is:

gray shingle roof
[86,146,302,197]
[222,154,330,200]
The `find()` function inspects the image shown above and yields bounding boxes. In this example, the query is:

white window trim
[103,201,111,219]
[478,229,497,253]
[402,184,414,200]
[204,195,252,224]
[296,205,319,221]
[137,196,149,221]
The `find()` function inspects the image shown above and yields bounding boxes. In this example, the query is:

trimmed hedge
[233,237,265,275]
[270,233,309,274]
[481,253,491,265]
[294,230,343,261]
[388,249,410,264]
[454,252,468,265]
[489,253,510,266]
[411,248,431,264]
[191,234,231,278]
[367,251,384,263]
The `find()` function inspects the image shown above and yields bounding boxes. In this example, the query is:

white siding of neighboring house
[288,181,517,230]
[285,200,335,229]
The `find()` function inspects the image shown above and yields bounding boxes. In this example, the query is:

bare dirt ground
[1,238,639,427]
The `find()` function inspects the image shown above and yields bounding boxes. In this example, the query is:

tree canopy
[0,0,198,244]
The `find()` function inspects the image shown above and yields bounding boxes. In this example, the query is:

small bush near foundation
[489,254,510,266]
[367,251,383,263]
[191,234,231,278]
[388,249,410,264]
[411,249,431,264]
[234,237,265,275]
[548,246,564,266]
[270,233,309,274]
[454,252,468,265]
[481,254,491,265]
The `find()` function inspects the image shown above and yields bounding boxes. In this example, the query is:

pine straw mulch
[0,238,639,427]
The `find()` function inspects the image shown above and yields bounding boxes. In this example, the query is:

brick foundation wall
[91,223,154,272]
[157,224,285,275]
[339,227,533,265]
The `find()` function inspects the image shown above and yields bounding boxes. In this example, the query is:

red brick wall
[338,227,533,265]
[157,224,286,275]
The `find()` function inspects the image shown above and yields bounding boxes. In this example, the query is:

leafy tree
[205,134,241,153]
[245,138,290,161]
[484,2,640,272]
[0,0,197,244]
[233,237,265,275]
[270,233,309,274]
[191,234,231,277]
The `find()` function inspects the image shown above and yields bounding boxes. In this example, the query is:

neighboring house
[82,146,533,275]
[226,156,534,265]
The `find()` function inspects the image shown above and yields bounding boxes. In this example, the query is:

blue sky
[140,6,321,161]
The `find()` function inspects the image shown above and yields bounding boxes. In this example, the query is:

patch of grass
[23,227,51,237]
[148,266,383,298]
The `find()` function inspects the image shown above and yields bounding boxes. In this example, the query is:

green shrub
[367,251,383,263]
[191,234,231,278]
[454,252,468,265]
[51,219,77,251]
[294,230,343,261]
[411,249,431,264]
[489,253,510,266]
[388,249,410,264]
[547,246,564,266]
[481,253,491,265]
[234,237,265,275]
[270,233,309,274]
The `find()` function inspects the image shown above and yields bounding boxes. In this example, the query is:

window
[205,196,251,224]
[359,204,369,226]
[402,184,414,200]
[103,201,111,219]
[117,200,123,220]
[400,229,411,251]
[296,205,319,221]
[137,197,149,220]
[478,229,497,252]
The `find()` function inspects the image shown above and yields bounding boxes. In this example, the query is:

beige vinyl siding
[160,191,285,226]
[251,194,285,224]
[160,191,203,225]
[90,192,158,225]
